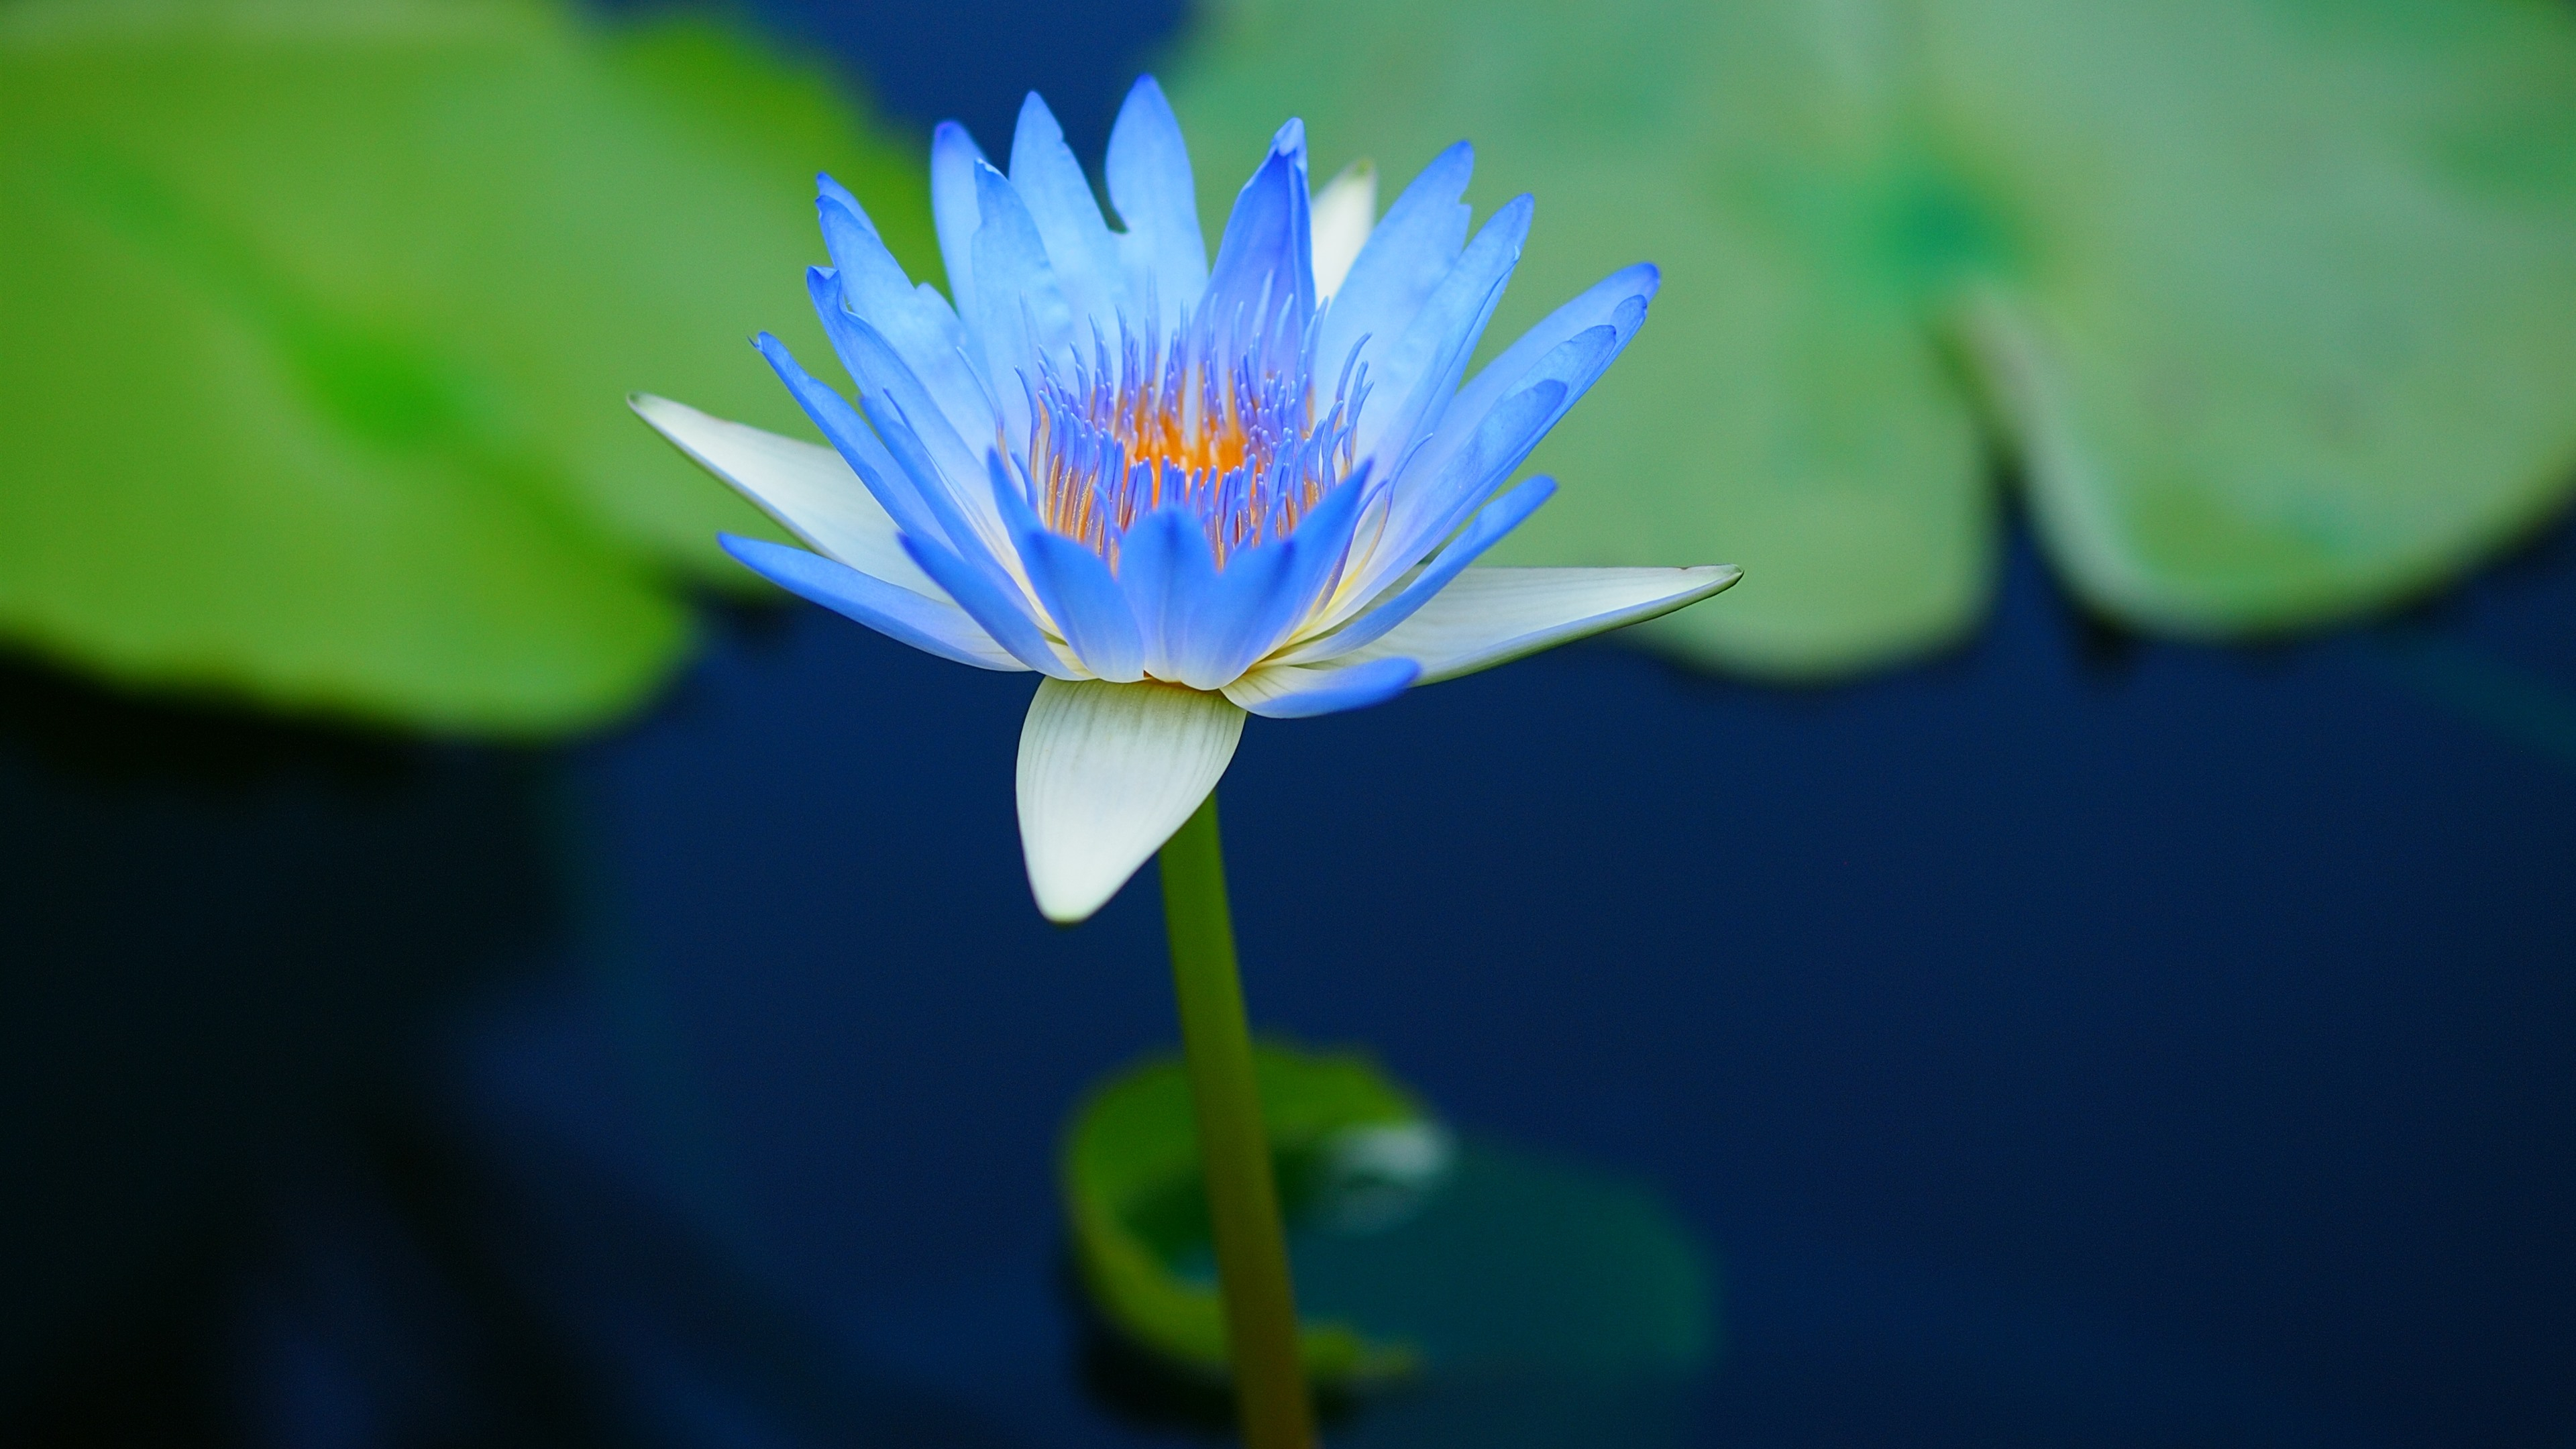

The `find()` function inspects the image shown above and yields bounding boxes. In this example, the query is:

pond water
[534,516,2573,1448]
[4,0,2573,1442]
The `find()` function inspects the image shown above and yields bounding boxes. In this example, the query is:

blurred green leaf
[1064,1040,1717,1425]
[1063,1041,1426,1387]
[0,0,933,732]
[1167,0,2576,676]
[1291,1137,1716,1436]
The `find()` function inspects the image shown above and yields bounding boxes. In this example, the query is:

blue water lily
[635,78,1737,922]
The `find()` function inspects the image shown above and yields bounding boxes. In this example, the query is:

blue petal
[1183,471,1373,683]
[1203,120,1313,340]
[1226,656,1421,719]
[1313,141,1473,388]
[1009,92,1128,341]
[985,453,1146,681]
[808,268,991,513]
[1116,504,1220,684]
[1177,535,1303,689]
[1298,475,1558,662]
[1020,531,1146,682]
[720,533,1026,672]
[755,331,951,553]
[968,160,1077,405]
[818,172,871,231]
[930,121,990,337]
[816,187,997,450]
[1352,194,1533,472]
[1411,264,1656,488]
[1262,467,1373,630]
[1106,76,1208,331]
[854,384,1028,609]
[1366,319,1627,591]
[900,532,1077,678]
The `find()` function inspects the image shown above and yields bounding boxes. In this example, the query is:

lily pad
[1166,0,2576,676]
[1063,1041,1428,1387]
[0,0,933,732]
[1289,1139,1714,1449]
[1063,1040,1716,1419]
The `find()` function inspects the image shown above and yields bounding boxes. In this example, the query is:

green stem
[1159,793,1315,1449]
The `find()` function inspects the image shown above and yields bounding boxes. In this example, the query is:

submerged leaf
[1064,1042,1426,1387]
[0,0,933,731]
[1167,0,2576,676]
[1063,1041,1717,1406]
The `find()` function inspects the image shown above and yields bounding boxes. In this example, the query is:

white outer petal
[1017,679,1247,924]
[1310,159,1377,301]
[1337,565,1741,683]
[1220,655,1417,718]
[1221,661,1352,714]
[632,394,938,595]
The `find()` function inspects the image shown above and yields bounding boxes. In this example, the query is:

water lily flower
[635,77,1737,924]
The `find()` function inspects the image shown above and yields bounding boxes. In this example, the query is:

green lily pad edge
[0,0,934,737]
[1165,0,2576,680]
[1063,1042,1430,1389]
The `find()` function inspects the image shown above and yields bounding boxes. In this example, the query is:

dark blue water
[6,1,2573,1444]
[553,517,2575,1448]
[566,5,2576,1440]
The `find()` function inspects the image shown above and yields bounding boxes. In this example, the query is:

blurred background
[4,0,2573,1445]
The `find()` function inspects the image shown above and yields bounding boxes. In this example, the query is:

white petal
[1222,655,1421,718]
[632,394,938,595]
[1017,679,1247,924]
[1340,566,1741,683]
[1309,159,1377,301]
